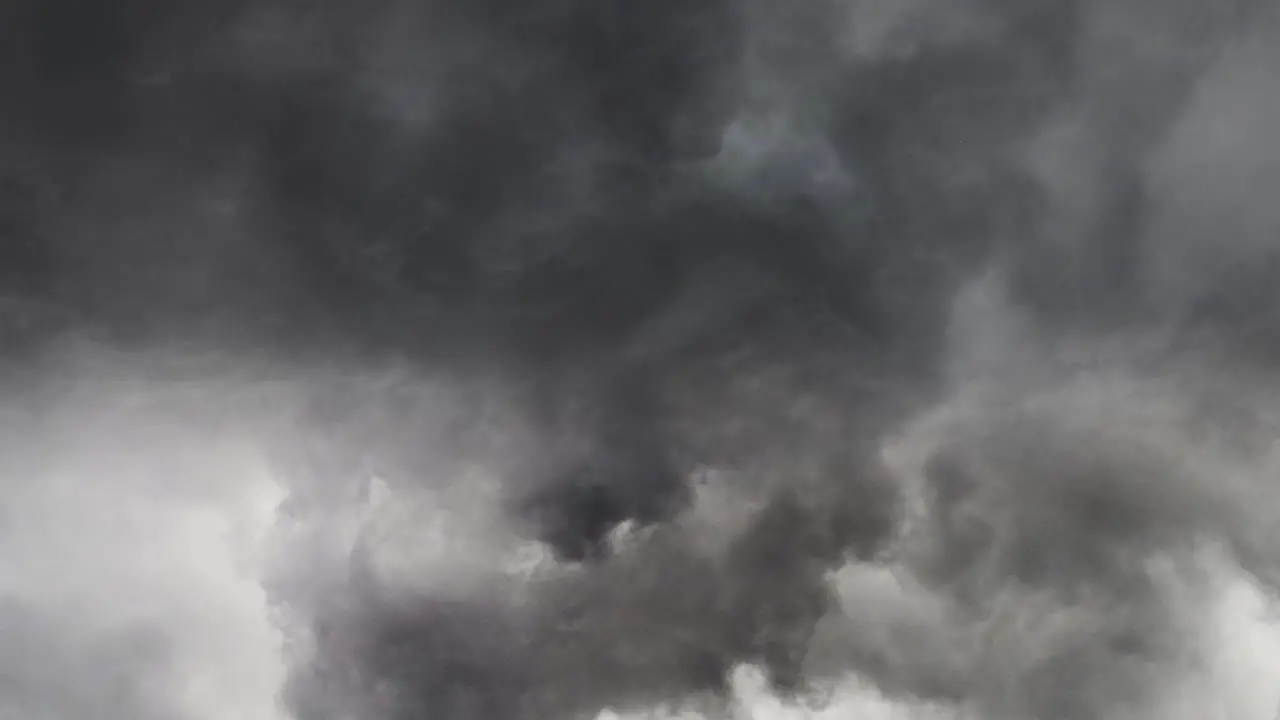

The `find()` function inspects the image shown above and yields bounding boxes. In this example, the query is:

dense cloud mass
[4,0,1280,718]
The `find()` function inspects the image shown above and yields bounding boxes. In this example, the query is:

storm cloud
[3,0,1280,719]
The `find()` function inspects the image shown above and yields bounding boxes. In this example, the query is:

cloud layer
[3,1,1280,719]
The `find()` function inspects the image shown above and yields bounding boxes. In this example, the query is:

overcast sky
[3,1,1280,719]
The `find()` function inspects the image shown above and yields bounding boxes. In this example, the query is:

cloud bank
[3,1,1280,718]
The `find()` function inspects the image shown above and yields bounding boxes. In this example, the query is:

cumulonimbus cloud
[3,1,1280,719]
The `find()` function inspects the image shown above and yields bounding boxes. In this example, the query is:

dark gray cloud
[4,1,1280,719]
